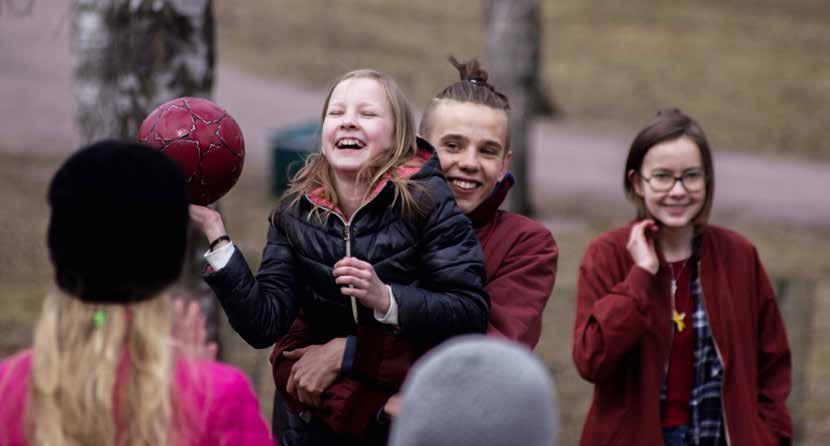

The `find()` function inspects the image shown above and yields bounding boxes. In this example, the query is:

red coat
[573,224,792,446]
[271,175,558,437]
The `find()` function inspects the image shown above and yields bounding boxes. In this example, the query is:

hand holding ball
[138,97,245,205]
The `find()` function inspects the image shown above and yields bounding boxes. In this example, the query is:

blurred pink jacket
[0,350,274,446]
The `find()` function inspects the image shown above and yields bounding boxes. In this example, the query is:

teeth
[451,179,479,190]
[337,138,364,148]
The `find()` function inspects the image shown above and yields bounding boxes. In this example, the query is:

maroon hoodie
[270,174,558,439]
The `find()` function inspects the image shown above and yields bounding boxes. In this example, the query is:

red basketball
[138,97,245,205]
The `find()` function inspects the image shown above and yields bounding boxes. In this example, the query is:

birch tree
[71,0,221,350]
[485,0,554,216]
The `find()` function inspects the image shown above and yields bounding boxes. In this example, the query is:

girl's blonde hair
[284,69,422,222]
[21,290,198,446]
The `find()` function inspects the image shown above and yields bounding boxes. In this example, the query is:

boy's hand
[284,337,347,408]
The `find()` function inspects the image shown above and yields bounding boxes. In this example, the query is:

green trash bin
[270,123,320,197]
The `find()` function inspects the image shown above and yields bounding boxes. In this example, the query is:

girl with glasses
[572,109,792,446]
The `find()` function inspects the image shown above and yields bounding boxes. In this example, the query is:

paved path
[2,1,828,228]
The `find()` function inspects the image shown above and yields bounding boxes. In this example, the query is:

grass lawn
[2,149,829,443]
[216,0,830,160]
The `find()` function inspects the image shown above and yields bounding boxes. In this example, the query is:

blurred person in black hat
[0,140,273,446]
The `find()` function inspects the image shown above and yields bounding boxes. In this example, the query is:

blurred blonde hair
[24,290,186,446]
[284,69,422,222]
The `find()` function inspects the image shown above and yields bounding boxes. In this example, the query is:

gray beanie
[388,335,559,446]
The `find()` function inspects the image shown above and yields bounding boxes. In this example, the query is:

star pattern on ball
[138,97,245,205]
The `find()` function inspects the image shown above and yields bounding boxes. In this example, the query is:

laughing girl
[189,69,489,445]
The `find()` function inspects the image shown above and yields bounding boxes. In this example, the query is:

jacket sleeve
[204,218,300,349]
[486,226,558,349]
[392,180,490,340]
[572,240,661,383]
[753,247,793,445]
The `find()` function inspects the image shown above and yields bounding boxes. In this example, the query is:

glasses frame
[640,169,705,193]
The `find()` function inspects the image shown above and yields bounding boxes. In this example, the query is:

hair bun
[449,56,489,84]
[656,107,684,117]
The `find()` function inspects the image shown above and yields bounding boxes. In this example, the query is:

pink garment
[0,349,274,446]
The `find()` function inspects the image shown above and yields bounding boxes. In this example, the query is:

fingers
[333,258,377,298]
[627,219,660,275]
[287,364,299,397]
[333,260,373,296]
[334,257,372,271]
[384,394,402,417]
[628,219,655,245]
[332,265,371,279]
[283,347,310,360]
[334,274,370,289]
[188,204,216,224]
[188,205,227,242]
[287,365,323,408]
[171,298,185,338]
[186,301,204,345]
[205,342,218,361]
[296,382,322,408]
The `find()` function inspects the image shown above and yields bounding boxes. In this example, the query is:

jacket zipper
[343,222,359,323]
[304,195,371,324]
[697,259,731,446]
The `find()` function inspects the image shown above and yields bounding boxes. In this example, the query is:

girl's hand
[171,297,218,361]
[333,257,390,314]
[626,219,659,275]
[188,205,229,248]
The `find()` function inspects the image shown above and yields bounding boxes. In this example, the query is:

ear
[498,150,512,181]
[628,169,644,197]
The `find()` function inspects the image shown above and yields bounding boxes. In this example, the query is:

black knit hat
[47,140,189,303]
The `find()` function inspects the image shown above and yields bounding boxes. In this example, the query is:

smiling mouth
[662,204,693,214]
[336,138,366,150]
[448,177,482,191]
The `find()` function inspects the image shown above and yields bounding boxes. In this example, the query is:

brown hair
[419,57,511,150]
[624,108,716,228]
[284,69,421,222]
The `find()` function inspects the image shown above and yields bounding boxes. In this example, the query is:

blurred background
[1,1,829,444]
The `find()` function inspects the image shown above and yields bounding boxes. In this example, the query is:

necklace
[670,259,689,332]
[669,259,689,297]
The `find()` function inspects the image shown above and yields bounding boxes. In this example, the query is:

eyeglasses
[640,169,705,192]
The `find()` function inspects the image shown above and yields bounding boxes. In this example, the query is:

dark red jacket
[468,174,558,347]
[272,175,558,437]
[573,224,792,446]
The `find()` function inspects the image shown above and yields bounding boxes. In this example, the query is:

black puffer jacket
[205,145,489,359]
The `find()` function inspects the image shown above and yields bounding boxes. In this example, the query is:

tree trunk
[71,0,222,353]
[484,0,554,216]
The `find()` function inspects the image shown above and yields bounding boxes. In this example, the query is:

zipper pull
[344,224,351,254]
[343,223,358,324]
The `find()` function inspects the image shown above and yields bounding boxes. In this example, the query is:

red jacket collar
[467,173,514,227]
[305,144,433,217]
